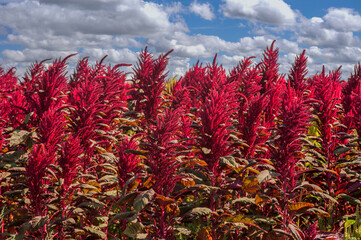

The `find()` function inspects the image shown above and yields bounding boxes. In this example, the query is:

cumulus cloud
[0,0,187,74]
[81,48,138,64]
[0,0,187,38]
[296,16,360,48]
[308,46,361,64]
[189,1,215,20]
[323,8,361,32]
[147,32,275,60]
[167,56,191,77]
[2,48,76,62]
[1,0,360,81]
[221,0,296,25]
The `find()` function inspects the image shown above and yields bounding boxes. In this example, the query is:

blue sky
[1,0,361,79]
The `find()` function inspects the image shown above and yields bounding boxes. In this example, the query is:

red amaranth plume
[115,135,141,188]
[70,56,130,117]
[36,107,65,155]
[228,56,255,84]
[257,41,285,136]
[259,40,280,93]
[96,63,130,115]
[288,50,309,97]
[142,108,184,196]
[0,66,17,96]
[22,55,75,121]
[0,67,24,131]
[182,61,207,108]
[342,63,361,129]
[197,85,237,184]
[238,93,270,158]
[270,84,312,232]
[168,77,191,111]
[197,54,228,104]
[207,54,228,86]
[351,84,361,137]
[56,135,82,238]
[343,64,361,137]
[309,68,342,165]
[58,135,82,192]
[66,57,130,168]
[66,76,103,149]
[273,84,311,180]
[26,144,56,216]
[130,47,173,122]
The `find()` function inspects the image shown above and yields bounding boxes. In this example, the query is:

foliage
[1,44,361,239]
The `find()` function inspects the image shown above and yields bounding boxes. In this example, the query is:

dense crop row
[1,42,361,239]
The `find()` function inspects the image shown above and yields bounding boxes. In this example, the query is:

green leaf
[99,175,117,183]
[8,167,26,172]
[61,218,76,226]
[231,197,255,205]
[257,170,280,184]
[47,204,58,211]
[122,175,138,193]
[79,183,100,190]
[338,193,361,206]
[103,190,117,197]
[201,148,211,154]
[333,146,351,155]
[306,208,331,218]
[3,189,27,196]
[18,216,48,234]
[95,216,108,223]
[293,181,323,193]
[309,191,338,204]
[72,208,85,214]
[100,153,117,162]
[288,223,304,240]
[174,226,192,236]
[110,211,137,223]
[77,202,104,209]
[79,173,97,180]
[253,216,277,225]
[225,215,256,225]
[220,156,240,169]
[272,229,294,238]
[83,226,106,239]
[123,149,147,156]
[117,191,138,204]
[23,112,34,125]
[345,219,356,228]
[184,207,213,219]
[133,189,155,212]
[124,222,147,239]
[287,202,314,213]
[9,130,30,147]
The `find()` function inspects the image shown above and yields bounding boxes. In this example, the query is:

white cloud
[0,0,187,74]
[81,48,138,64]
[221,0,296,25]
[2,48,76,63]
[167,56,191,77]
[147,32,275,60]
[0,0,187,38]
[296,16,360,48]
[0,0,188,54]
[308,46,361,64]
[1,1,360,82]
[310,17,323,24]
[165,2,183,15]
[189,1,215,21]
[323,8,361,32]
[2,49,26,62]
